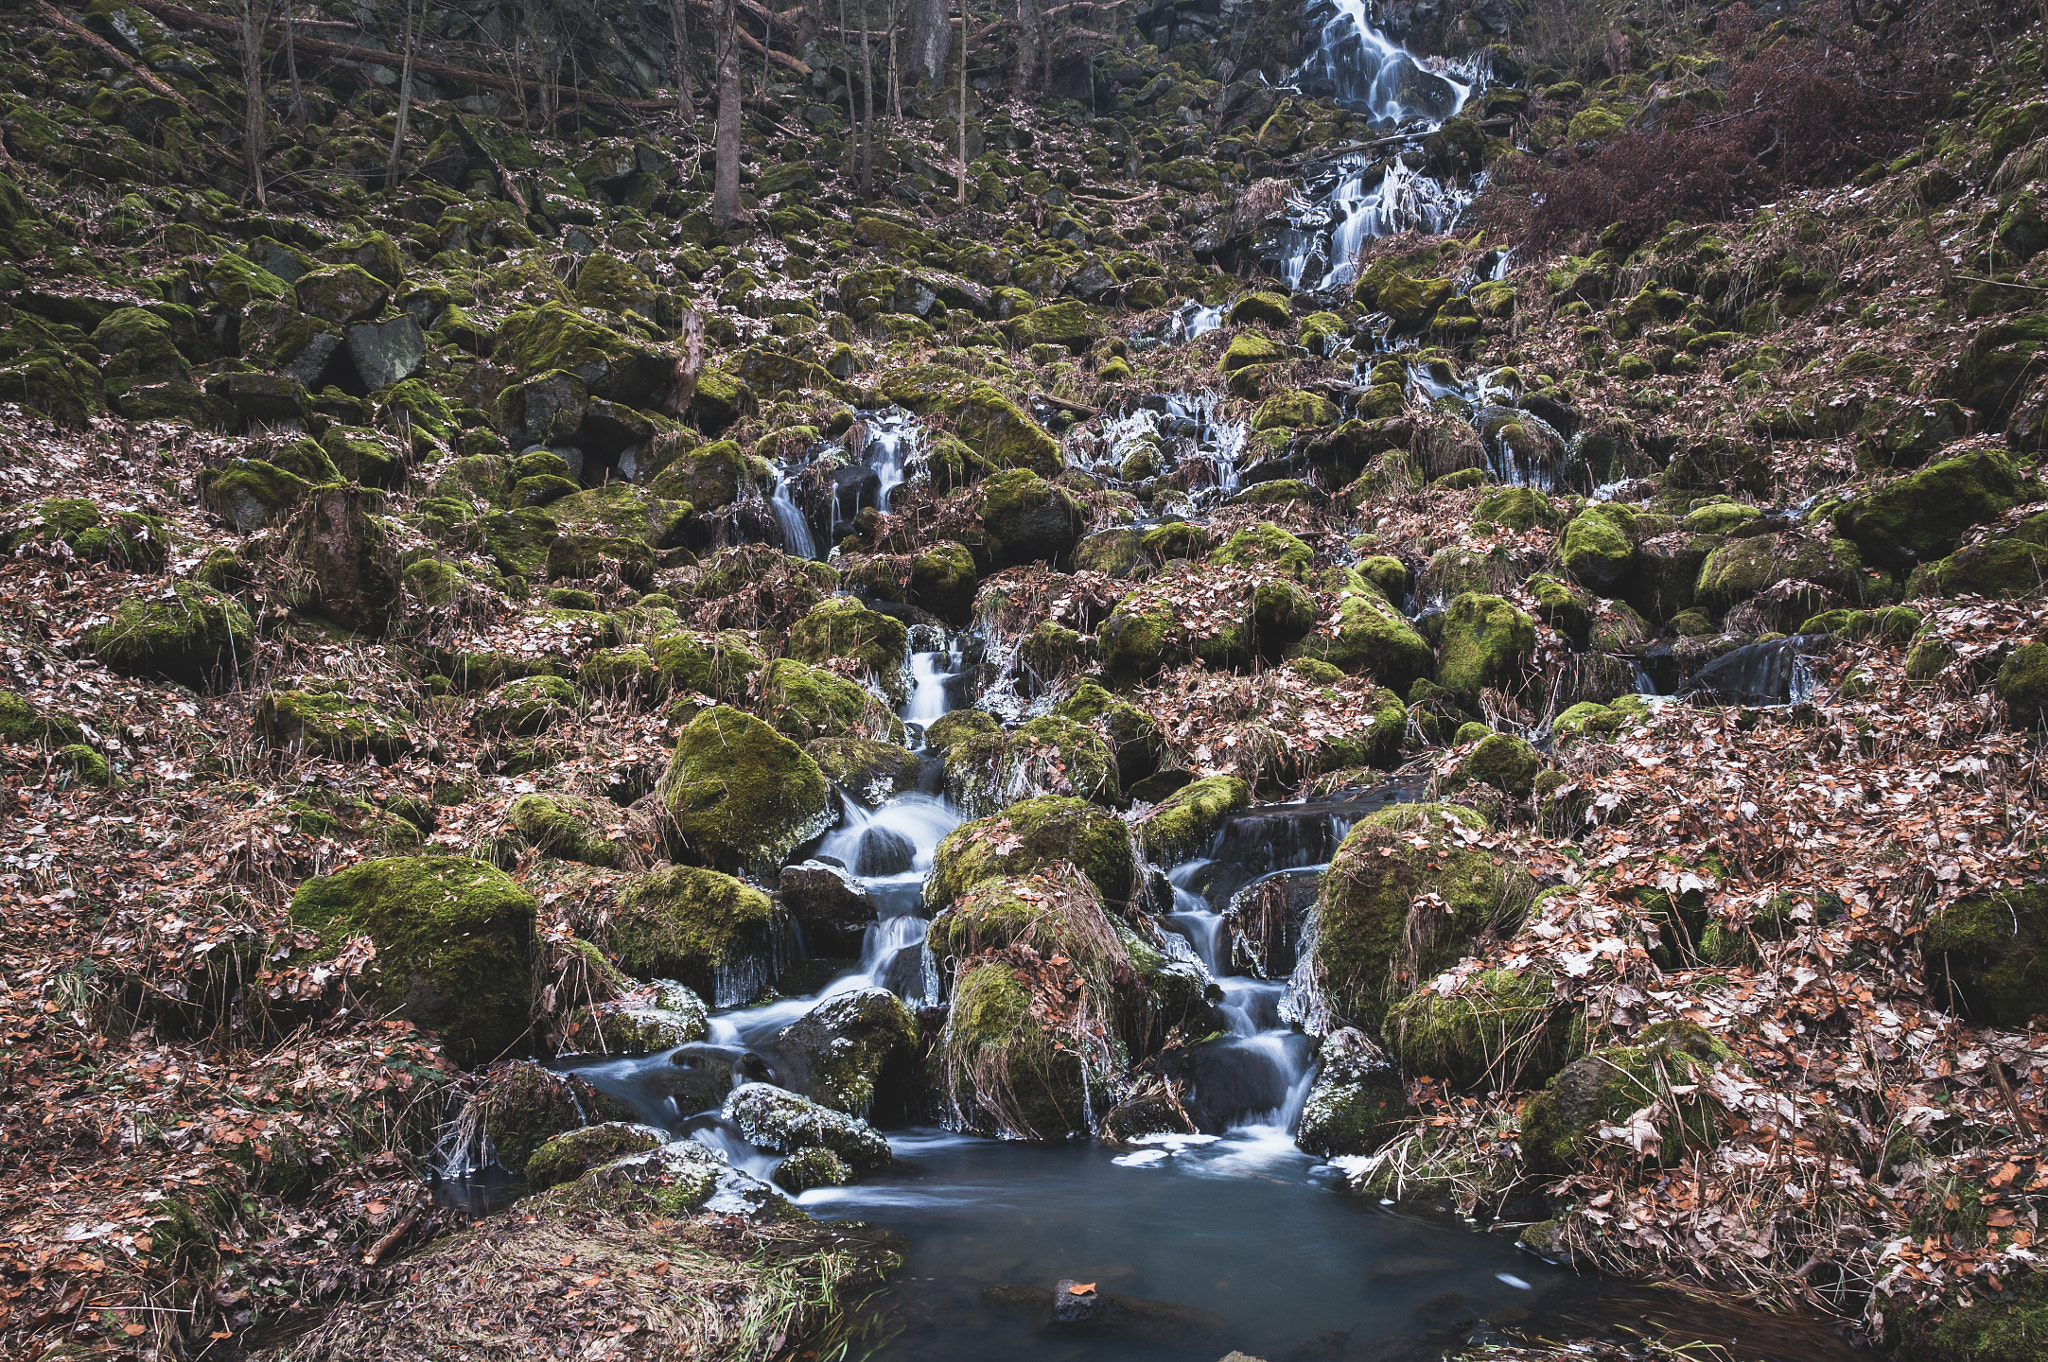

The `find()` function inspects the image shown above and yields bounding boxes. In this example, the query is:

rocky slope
[0,0,2045,1359]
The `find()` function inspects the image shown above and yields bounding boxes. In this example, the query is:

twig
[1032,393,1100,418]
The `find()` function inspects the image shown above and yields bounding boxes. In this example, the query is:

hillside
[0,0,2044,1359]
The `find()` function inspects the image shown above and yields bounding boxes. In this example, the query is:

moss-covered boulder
[1923,885,2047,1029]
[1907,537,2048,600]
[1386,967,1571,1090]
[1997,642,2048,726]
[1136,775,1251,865]
[257,686,414,761]
[476,674,582,736]
[294,265,390,324]
[83,582,252,691]
[1287,581,1434,693]
[648,631,763,700]
[561,985,711,1056]
[767,987,918,1116]
[1209,522,1314,581]
[288,856,537,1063]
[648,439,745,510]
[956,384,1062,475]
[1252,389,1341,432]
[0,689,85,748]
[1518,1021,1735,1172]
[659,706,832,876]
[941,716,1120,816]
[981,469,1084,569]
[1694,533,1863,612]
[610,865,779,1005]
[934,957,1096,1140]
[1458,732,1541,797]
[1220,333,1282,373]
[524,1122,667,1191]
[1560,504,1639,594]
[1836,447,2031,563]
[786,597,908,705]
[803,736,923,807]
[758,657,905,745]
[1437,592,1535,702]
[6,496,169,571]
[497,302,676,405]
[928,796,1135,910]
[1303,804,1534,1032]
[508,792,631,866]
[723,1082,891,1174]
[1053,681,1167,789]
[201,459,310,532]
[910,541,978,624]
[463,1061,634,1174]
[1295,1028,1408,1157]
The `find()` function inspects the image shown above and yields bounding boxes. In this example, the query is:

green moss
[775,1146,853,1192]
[942,716,1120,815]
[1137,775,1250,864]
[786,598,908,705]
[508,793,624,866]
[476,674,581,736]
[1907,537,2048,600]
[1053,681,1166,788]
[1286,583,1434,692]
[1560,504,1638,593]
[1519,1022,1736,1172]
[659,706,831,876]
[956,383,1062,474]
[1997,642,2048,726]
[928,796,1135,911]
[647,631,763,701]
[611,864,778,1002]
[1252,389,1340,432]
[924,709,998,758]
[1837,447,2031,561]
[935,960,1091,1140]
[1208,522,1314,581]
[0,689,85,747]
[1887,1268,2048,1362]
[54,743,112,787]
[201,459,312,532]
[758,657,905,745]
[1437,592,1535,702]
[83,581,252,691]
[288,856,537,1063]
[1310,803,1533,1031]
[648,439,745,510]
[806,737,924,805]
[1387,968,1572,1090]
[1461,732,1541,796]
[257,687,414,760]
[981,468,1083,568]
[1923,885,2048,1028]
[1695,534,1862,610]
[526,1122,665,1191]
[1472,487,1558,532]
[579,645,657,694]
[1219,333,1283,373]
[910,541,978,624]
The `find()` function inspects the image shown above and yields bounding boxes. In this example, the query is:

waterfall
[770,469,818,560]
[865,409,917,512]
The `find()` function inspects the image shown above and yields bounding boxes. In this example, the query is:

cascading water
[770,468,819,559]
[864,408,917,512]
[1073,392,1248,513]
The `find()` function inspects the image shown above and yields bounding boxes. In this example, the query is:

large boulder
[927,796,1136,910]
[288,856,537,1063]
[1694,532,1863,614]
[980,469,1083,568]
[1295,1028,1408,1157]
[757,657,905,744]
[1135,775,1251,864]
[1922,884,2048,1029]
[1287,577,1433,692]
[1297,804,1534,1033]
[1518,1021,1734,1171]
[786,597,909,706]
[722,1082,891,1175]
[659,706,832,875]
[257,684,413,761]
[611,865,780,1006]
[767,987,919,1116]
[279,483,402,635]
[1559,503,1639,594]
[778,861,877,956]
[956,384,1062,474]
[1385,966,1572,1090]
[1437,592,1535,701]
[1835,447,2032,565]
[83,582,253,691]
[940,716,1120,815]
[496,302,676,405]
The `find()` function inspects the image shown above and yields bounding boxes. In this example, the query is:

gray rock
[345,315,426,390]
[780,860,877,956]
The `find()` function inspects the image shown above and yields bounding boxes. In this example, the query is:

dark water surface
[798,1130,1562,1362]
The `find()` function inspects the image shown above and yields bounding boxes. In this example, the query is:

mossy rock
[1252,389,1340,432]
[202,459,312,532]
[525,1122,666,1191]
[1437,592,1535,702]
[257,687,413,761]
[83,582,252,691]
[1387,968,1571,1090]
[1907,537,2048,600]
[647,631,763,700]
[1220,333,1283,373]
[786,597,908,706]
[758,657,904,745]
[1074,529,1145,579]
[941,716,1120,816]
[935,959,1094,1140]
[928,796,1135,911]
[548,484,691,550]
[981,469,1084,569]
[466,1061,635,1174]
[923,708,997,758]
[1472,487,1558,532]
[1209,522,1313,582]
[1136,775,1250,864]
[724,1082,891,1174]
[611,864,779,1004]
[0,689,86,748]
[1053,680,1167,788]
[288,856,537,1064]
[508,793,626,866]
[1552,696,1649,740]
[476,674,582,736]
[767,986,919,1116]
[1997,642,2048,726]
[579,645,658,694]
[294,265,390,325]
[1286,582,1433,693]
[1458,732,1541,796]
[1295,1029,1409,1157]
[659,706,831,876]
[956,384,1061,475]
[1228,292,1293,327]
[910,541,978,624]
[1694,534,1862,610]
[1884,1267,2048,1362]
[1559,504,1638,594]
[54,744,112,787]
[562,989,711,1056]
[1308,803,1534,1031]
[496,303,676,405]
[804,736,924,807]
[1923,884,2048,1028]
[1529,573,1591,644]
[8,496,170,571]
[1835,447,2031,563]
[1011,299,1099,353]
[1519,1021,1735,1172]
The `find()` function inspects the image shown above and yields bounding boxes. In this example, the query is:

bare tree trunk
[1012,0,1038,97]
[838,0,856,176]
[385,0,418,187]
[284,1,306,128]
[886,0,900,120]
[800,0,823,46]
[956,4,967,204]
[859,0,874,194]
[712,0,743,230]
[669,0,694,118]
[241,0,266,206]
[907,0,948,82]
